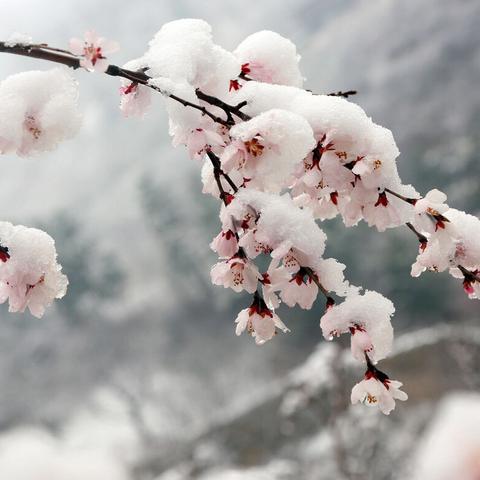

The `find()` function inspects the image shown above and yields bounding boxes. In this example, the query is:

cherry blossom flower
[119,81,151,117]
[0,69,81,156]
[210,230,238,259]
[351,376,408,415]
[225,109,315,192]
[0,222,68,318]
[413,189,450,234]
[238,229,272,259]
[320,291,394,363]
[279,267,319,310]
[70,31,119,72]
[235,293,289,344]
[210,254,260,293]
[187,128,224,160]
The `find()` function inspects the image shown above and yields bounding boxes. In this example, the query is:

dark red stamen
[375,191,388,207]
[229,79,240,92]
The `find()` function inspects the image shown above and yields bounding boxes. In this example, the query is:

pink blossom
[0,222,68,318]
[351,377,407,415]
[70,31,119,72]
[210,255,260,293]
[119,82,151,118]
[238,229,271,259]
[320,291,394,364]
[279,267,318,310]
[210,230,238,259]
[187,128,224,160]
[235,295,289,345]
[413,189,450,234]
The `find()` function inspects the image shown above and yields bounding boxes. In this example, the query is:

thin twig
[406,222,428,245]
[384,187,417,205]
[304,266,335,305]
[327,90,357,98]
[195,89,251,122]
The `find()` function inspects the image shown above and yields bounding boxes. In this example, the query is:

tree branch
[0,41,242,128]
[195,89,251,123]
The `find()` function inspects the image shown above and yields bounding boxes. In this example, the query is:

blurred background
[0,0,479,478]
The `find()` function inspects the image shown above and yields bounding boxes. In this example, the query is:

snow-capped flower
[0,69,81,156]
[210,254,260,293]
[226,109,315,192]
[234,31,304,87]
[210,230,238,258]
[235,293,289,344]
[0,222,68,318]
[223,189,327,264]
[69,31,119,72]
[320,291,394,363]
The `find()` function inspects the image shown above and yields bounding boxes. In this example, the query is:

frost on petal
[0,222,68,318]
[0,69,81,156]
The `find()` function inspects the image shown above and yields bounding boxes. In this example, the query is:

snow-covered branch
[0,20,479,415]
